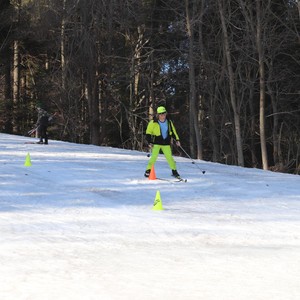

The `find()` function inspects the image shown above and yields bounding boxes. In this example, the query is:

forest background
[0,0,299,173]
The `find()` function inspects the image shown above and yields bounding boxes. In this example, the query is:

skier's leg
[161,145,177,170]
[37,126,43,143]
[44,126,48,144]
[146,145,161,170]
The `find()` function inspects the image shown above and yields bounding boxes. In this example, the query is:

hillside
[1,133,300,300]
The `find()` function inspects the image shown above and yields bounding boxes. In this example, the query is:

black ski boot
[172,169,180,178]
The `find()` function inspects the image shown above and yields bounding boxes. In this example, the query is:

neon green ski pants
[146,144,176,171]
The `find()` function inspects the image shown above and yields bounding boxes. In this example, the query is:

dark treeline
[0,0,299,173]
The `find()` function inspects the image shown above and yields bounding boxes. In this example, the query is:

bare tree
[185,0,203,159]
[256,0,269,170]
[0,0,13,132]
[217,0,244,166]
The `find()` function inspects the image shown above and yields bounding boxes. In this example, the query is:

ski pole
[28,128,37,135]
[178,145,206,174]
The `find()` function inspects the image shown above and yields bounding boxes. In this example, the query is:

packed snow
[1,133,300,300]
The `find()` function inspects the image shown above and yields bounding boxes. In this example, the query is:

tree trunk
[185,0,203,160]
[60,0,66,91]
[266,63,279,168]
[256,0,268,170]
[128,25,144,149]
[4,48,12,132]
[218,0,244,166]
[198,0,219,162]
[12,39,20,133]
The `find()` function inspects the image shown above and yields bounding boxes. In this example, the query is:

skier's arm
[145,120,154,144]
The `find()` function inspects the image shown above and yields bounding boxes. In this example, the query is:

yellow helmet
[157,106,167,114]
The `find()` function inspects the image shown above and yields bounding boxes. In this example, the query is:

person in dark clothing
[36,107,50,144]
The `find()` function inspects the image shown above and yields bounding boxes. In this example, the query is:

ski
[157,177,187,183]
[24,141,47,144]
[174,177,187,183]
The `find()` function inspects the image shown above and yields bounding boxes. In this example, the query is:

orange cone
[149,165,157,180]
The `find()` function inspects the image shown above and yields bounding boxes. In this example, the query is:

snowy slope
[1,133,300,300]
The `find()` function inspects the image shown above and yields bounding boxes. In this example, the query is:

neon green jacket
[146,117,180,145]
